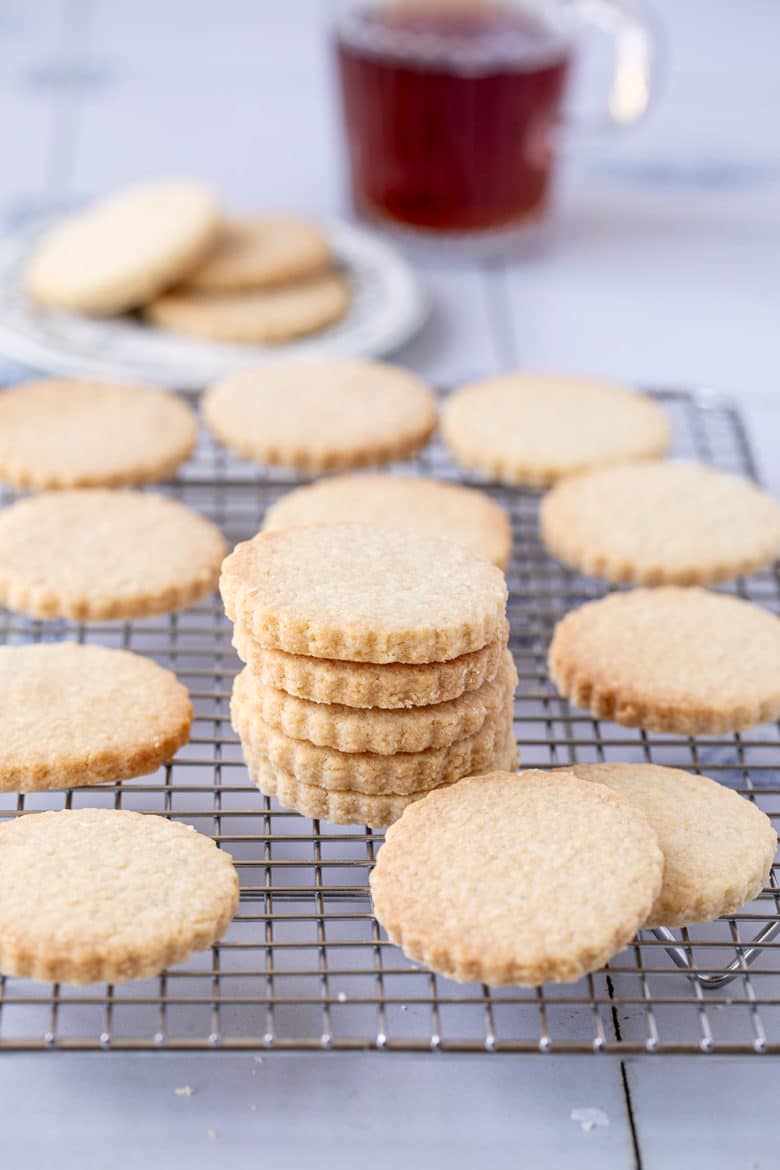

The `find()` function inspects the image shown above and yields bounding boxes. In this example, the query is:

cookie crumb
[174,1085,195,1097]
[207,1128,217,1140]
[570,1107,609,1133]
[336,991,348,1003]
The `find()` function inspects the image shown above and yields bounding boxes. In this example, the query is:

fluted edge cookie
[0,809,239,984]
[370,770,664,985]
[221,523,508,663]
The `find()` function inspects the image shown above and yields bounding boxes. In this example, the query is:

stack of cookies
[220,523,517,827]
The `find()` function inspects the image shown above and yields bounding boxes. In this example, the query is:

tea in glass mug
[333,0,653,247]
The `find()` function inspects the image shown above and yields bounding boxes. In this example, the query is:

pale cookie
[549,588,780,735]
[541,461,780,586]
[0,489,226,620]
[369,770,664,985]
[0,378,197,489]
[234,650,516,755]
[25,179,219,315]
[563,763,777,928]
[180,215,331,292]
[0,643,192,791]
[204,359,437,472]
[264,474,512,568]
[221,523,507,663]
[233,690,516,794]
[0,809,238,984]
[245,733,519,828]
[442,373,670,486]
[144,271,350,344]
[232,621,509,709]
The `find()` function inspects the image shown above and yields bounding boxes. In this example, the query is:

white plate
[0,214,428,389]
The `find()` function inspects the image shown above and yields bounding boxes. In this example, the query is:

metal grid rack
[0,387,778,1056]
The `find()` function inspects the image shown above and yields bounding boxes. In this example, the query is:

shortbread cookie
[145,271,350,343]
[0,489,226,620]
[541,461,780,585]
[246,733,519,827]
[204,359,437,472]
[549,588,780,734]
[370,770,663,985]
[233,691,515,794]
[0,378,197,489]
[564,763,777,927]
[232,621,509,709]
[235,650,516,755]
[180,215,330,292]
[442,373,669,486]
[25,179,219,315]
[264,474,512,568]
[0,643,192,791]
[0,809,238,984]
[221,524,507,663]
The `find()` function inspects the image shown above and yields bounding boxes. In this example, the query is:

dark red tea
[335,2,572,232]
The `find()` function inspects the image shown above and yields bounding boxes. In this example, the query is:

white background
[0,1,779,1165]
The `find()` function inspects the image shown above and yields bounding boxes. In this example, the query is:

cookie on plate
[549,587,780,734]
[0,378,197,489]
[204,359,437,472]
[442,372,669,486]
[221,523,507,663]
[369,769,663,984]
[264,474,512,568]
[541,461,780,585]
[144,270,350,343]
[0,642,191,791]
[179,214,330,292]
[0,809,238,984]
[25,179,219,315]
[565,763,777,927]
[0,489,226,620]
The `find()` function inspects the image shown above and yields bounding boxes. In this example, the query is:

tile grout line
[42,0,96,204]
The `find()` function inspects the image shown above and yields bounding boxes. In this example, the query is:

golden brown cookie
[0,378,197,489]
[179,214,331,292]
[144,271,350,343]
[541,461,780,585]
[221,523,507,664]
[0,808,239,984]
[442,373,670,486]
[204,359,437,472]
[564,763,777,927]
[0,489,226,620]
[549,588,780,734]
[369,770,664,985]
[264,474,512,568]
[0,642,192,791]
[231,621,509,709]
[25,179,219,315]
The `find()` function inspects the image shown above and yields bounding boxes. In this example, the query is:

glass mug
[333,0,654,248]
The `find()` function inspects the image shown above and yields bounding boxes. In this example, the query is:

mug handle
[567,0,656,131]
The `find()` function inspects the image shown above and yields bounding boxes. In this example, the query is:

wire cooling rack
[0,387,778,1056]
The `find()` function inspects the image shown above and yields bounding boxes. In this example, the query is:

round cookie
[541,461,780,585]
[0,808,239,984]
[549,587,780,734]
[204,359,437,472]
[25,179,219,315]
[442,373,670,486]
[0,642,192,791]
[220,523,507,663]
[235,650,516,755]
[564,763,777,927]
[245,733,519,828]
[232,621,509,709]
[144,271,350,344]
[0,378,197,489]
[180,215,330,292]
[369,770,664,985]
[0,489,226,620]
[233,691,516,795]
[264,474,512,568]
